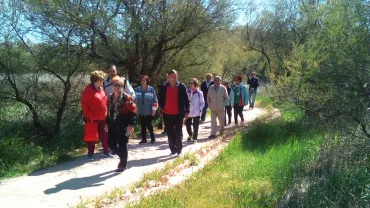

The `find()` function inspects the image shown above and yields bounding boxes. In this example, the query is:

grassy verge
[127,109,323,207]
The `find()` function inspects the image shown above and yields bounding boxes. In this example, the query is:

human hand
[127,125,134,135]
[104,123,108,132]
[184,113,189,120]
[152,110,156,117]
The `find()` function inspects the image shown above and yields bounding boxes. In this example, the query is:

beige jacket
[207,85,229,112]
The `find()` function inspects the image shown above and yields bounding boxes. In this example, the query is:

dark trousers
[233,104,244,124]
[87,120,109,154]
[163,114,184,154]
[140,115,155,141]
[224,106,232,125]
[108,130,129,167]
[185,116,200,140]
[201,102,208,121]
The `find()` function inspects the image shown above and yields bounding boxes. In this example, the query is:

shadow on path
[44,170,119,194]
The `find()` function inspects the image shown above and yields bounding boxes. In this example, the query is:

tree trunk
[54,81,71,135]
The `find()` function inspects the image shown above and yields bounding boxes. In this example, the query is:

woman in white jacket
[185,78,205,143]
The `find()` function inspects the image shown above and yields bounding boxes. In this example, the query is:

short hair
[140,75,150,84]
[106,65,116,70]
[223,80,229,85]
[168,69,178,76]
[214,76,222,81]
[206,73,213,78]
[90,70,106,83]
[190,78,199,87]
[234,74,243,81]
[111,76,124,86]
[251,71,256,75]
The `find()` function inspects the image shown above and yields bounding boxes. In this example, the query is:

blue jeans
[201,103,208,121]
[249,89,257,107]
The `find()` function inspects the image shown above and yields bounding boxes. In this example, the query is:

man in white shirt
[103,65,136,100]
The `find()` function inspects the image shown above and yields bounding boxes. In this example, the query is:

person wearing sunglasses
[186,78,205,143]
[135,75,158,144]
[81,70,112,161]
[227,75,249,125]
[105,76,137,172]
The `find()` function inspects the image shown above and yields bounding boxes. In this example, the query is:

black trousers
[140,115,154,141]
[233,104,244,124]
[108,129,129,167]
[163,114,183,154]
[185,116,200,140]
[224,105,232,125]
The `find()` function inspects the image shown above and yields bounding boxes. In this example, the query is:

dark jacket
[247,77,259,90]
[159,81,190,116]
[106,92,137,134]
[200,80,214,103]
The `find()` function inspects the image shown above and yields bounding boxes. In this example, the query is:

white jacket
[187,88,205,118]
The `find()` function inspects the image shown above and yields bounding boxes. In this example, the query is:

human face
[250,73,255,78]
[234,78,241,85]
[214,78,221,86]
[189,81,196,90]
[141,78,148,86]
[94,79,104,88]
[107,66,117,78]
[112,81,123,94]
[168,73,178,85]
[206,75,212,81]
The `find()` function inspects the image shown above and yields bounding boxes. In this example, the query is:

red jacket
[81,84,107,121]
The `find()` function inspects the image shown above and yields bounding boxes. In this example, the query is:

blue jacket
[135,85,158,116]
[227,83,249,106]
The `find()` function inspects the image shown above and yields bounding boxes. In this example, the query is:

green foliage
[128,112,323,208]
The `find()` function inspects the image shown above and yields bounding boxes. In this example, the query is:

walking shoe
[169,152,176,157]
[111,150,117,155]
[176,152,183,157]
[208,135,217,139]
[161,131,167,134]
[102,152,114,158]
[139,140,148,144]
[192,139,198,144]
[117,161,122,169]
[116,167,128,172]
[187,136,192,141]
[150,139,155,144]
[87,153,94,161]
[200,120,205,124]
[219,132,224,135]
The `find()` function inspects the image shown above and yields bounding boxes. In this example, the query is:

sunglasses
[189,82,194,84]
[113,84,121,87]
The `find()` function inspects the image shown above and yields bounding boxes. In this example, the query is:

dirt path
[0,108,265,208]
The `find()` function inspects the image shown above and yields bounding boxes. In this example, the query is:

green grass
[133,152,200,189]
[127,111,323,208]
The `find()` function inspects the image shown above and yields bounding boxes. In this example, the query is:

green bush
[0,137,44,178]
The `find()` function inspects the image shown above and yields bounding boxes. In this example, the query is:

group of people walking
[81,65,259,172]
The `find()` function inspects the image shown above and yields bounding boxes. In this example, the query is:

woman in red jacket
[81,70,113,160]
